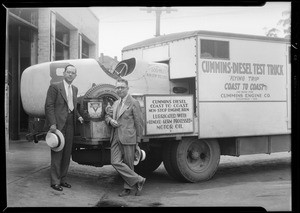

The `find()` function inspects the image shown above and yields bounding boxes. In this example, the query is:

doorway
[8,11,38,140]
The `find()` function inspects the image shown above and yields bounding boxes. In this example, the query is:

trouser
[50,112,74,185]
[110,132,142,190]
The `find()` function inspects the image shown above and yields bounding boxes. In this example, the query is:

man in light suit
[45,64,83,191]
[105,78,145,196]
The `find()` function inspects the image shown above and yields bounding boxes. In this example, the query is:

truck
[20,30,291,183]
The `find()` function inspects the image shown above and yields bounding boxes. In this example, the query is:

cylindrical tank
[20,59,118,118]
[21,57,171,118]
[113,58,170,95]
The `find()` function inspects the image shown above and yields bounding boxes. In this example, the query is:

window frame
[55,20,70,60]
[81,39,89,58]
[200,39,230,60]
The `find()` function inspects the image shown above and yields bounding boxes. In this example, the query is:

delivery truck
[21,30,291,182]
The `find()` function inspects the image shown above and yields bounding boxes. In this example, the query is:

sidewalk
[6,140,108,207]
[6,140,51,185]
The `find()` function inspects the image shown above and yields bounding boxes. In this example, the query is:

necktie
[117,99,122,117]
[68,85,74,111]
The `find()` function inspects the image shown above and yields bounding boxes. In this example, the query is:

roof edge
[122,30,290,52]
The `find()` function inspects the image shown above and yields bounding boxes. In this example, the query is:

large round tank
[20,59,118,118]
[113,58,170,95]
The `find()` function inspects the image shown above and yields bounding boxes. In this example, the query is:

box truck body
[122,30,291,139]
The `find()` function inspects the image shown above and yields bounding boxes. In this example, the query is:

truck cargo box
[122,30,291,138]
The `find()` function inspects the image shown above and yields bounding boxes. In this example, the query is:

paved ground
[5,139,292,210]
[6,140,105,207]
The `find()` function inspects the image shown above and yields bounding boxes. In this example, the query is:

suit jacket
[45,81,80,131]
[106,94,143,145]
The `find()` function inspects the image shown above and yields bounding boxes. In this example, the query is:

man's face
[116,81,128,99]
[63,66,77,84]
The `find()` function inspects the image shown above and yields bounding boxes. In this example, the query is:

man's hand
[50,124,57,133]
[78,116,84,124]
[109,119,120,128]
[105,105,113,116]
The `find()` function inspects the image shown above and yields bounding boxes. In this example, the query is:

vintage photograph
[4,2,293,210]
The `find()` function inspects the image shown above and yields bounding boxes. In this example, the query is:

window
[82,40,89,58]
[200,39,229,59]
[9,8,38,27]
[55,21,70,60]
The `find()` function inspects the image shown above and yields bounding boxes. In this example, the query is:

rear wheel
[163,138,220,182]
[162,141,185,181]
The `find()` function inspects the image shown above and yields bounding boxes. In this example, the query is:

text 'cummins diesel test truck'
[21,30,291,182]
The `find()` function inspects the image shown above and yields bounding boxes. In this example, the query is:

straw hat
[45,129,65,152]
[134,145,146,166]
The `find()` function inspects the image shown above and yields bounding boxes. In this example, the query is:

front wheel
[163,138,220,182]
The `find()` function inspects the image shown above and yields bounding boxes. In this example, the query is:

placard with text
[145,95,194,135]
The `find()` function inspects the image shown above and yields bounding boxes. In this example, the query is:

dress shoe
[135,178,146,196]
[118,189,131,197]
[51,184,63,191]
[60,182,71,188]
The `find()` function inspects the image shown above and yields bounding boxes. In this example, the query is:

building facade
[7,8,99,140]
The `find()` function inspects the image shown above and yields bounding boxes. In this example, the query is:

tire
[79,84,118,121]
[164,138,220,182]
[84,84,118,99]
[134,145,163,176]
[162,141,185,181]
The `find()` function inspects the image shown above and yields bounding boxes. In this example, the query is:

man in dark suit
[45,64,83,191]
[105,78,145,197]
